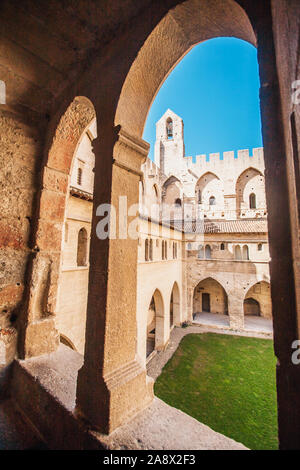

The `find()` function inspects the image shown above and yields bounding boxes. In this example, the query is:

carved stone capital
[113,127,150,177]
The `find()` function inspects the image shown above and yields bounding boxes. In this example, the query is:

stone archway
[170,282,180,328]
[60,334,77,351]
[244,298,260,316]
[162,176,182,205]
[77,0,295,442]
[0,0,296,449]
[18,96,96,359]
[244,281,272,319]
[55,117,97,354]
[146,289,165,355]
[235,167,265,217]
[115,0,256,137]
[195,172,224,216]
[193,277,228,316]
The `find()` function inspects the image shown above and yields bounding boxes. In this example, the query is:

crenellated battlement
[185,147,264,172]
[142,110,267,220]
[145,146,265,181]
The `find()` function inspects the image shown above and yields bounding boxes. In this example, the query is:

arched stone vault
[235,167,266,213]
[18,97,96,359]
[6,0,299,448]
[74,0,299,443]
[244,281,272,319]
[115,0,256,137]
[170,281,181,326]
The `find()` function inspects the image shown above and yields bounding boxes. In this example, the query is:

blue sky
[143,38,262,161]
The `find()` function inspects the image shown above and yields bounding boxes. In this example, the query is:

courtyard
[154,332,278,450]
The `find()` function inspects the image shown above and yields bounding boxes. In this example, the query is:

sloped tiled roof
[171,218,268,234]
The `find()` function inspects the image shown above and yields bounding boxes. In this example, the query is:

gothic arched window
[77,228,88,266]
[166,118,173,139]
[249,193,256,209]
[205,245,212,259]
[197,245,204,259]
[209,196,216,206]
[243,245,249,260]
[145,239,149,261]
[198,190,202,204]
[235,245,242,260]
[77,167,82,186]
[149,239,153,261]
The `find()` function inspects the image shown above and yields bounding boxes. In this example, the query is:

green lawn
[154,332,278,450]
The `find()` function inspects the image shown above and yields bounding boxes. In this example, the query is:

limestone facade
[53,110,271,357]
[138,110,271,342]
[55,120,96,353]
[0,0,299,448]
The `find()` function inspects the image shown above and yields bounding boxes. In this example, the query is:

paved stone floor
[193,312,230,328]
[0,400,46,450]
[95,397,246,450]
[0,324,271,450]
[244,315,273,333]
[193,312,273,335]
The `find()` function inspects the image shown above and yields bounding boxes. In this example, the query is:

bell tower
[154,109,185,175]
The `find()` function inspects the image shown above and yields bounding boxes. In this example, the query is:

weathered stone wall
[0,109,44,370]
[245,281,272,319]
[56,196,92,354]
[137,218,183,365]
[137,109,271,347]
[186,232,271,326]
[55,122,95,354]
[0,112,40,323]
[193,277,228,315]
[0,0,298,447]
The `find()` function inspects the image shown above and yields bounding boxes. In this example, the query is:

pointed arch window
[209,196,216,206]
[205,245,212,259]
[77,228,88,266]
[249,193,256,209]
[166,118,173,139]
[77,167,82,186]
[243,245,249,260]
[198,190,202,204]
[235,245,242,260]
[145,239,149,261]
[149,239,153,261]
[197,245,204,259]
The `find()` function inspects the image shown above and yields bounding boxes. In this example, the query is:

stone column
[155,295,170,351]
[228,293,244,330]
[257,1,300,448]
[187,287,194,322]
[76,127,153,434]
